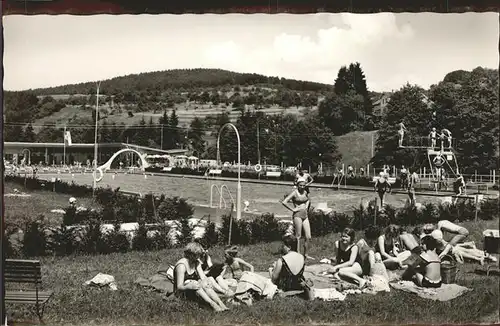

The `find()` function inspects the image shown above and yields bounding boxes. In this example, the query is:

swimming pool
[40,172,439,217]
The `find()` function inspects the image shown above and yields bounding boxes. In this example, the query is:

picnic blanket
[390,281,471,301]
[134,270,174,295]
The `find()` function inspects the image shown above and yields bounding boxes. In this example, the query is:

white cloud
[203,13,415,87]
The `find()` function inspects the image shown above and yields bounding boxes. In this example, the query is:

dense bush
[22,216,48,257]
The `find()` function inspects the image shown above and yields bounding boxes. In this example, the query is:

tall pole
[257,120,260,164]
[63,125,67,166]
[217,123,242,220]
[93,81,101,196]
[160,124,164,150]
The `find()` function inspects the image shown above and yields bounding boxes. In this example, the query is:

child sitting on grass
[402,235,442,288]
[223,245,255,282]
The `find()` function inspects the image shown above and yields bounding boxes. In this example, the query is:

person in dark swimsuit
[282,178,313,259]
[173,242,229,312]
[356,225,382,277]
[195,239,233,296]
[329,228,367,288]
[374,174,392,209]
[402,235,442,288]
[376,224,412,269]
[270,235,313,300]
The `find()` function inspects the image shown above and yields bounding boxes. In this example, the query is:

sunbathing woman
[223,245,254,281]
[356,225,384,277]
[420,220,469,259]
[329,228,367,288]
[196,239,234,296]
[173,242,229,312]
[269,235,313,300]
[377,224,412,269]
[431,230,497,264]
[402,235,442,288]
[282,178,313,259]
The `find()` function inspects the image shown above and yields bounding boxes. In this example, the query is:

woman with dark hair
[195,239,234,296]
[269,235,313,300]
[329,228,367,288]
[402,235,442,288]
[374,174,392,209]
[173,242,229,311]
[377,224,412,269]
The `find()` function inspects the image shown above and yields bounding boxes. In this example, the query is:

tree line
[4,65,498,173]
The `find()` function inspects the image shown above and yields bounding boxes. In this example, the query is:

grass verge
[5,218,499,325]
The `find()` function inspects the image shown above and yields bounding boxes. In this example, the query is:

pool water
[41,172,435,217]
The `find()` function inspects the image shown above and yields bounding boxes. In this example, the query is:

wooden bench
[4,259,53,323]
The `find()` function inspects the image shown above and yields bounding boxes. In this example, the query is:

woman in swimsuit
[282,178,313,259]
[430,229,496,265]
[403,235,442,288]
[329,228,367,288]
[223,245,254,281]
[269,235,313,300]
[376,224,412,269]
[196,239,234,296]
[173,242,229,312]
[407,169,419,206]
[398,122,408,147]
[374,174,392,209]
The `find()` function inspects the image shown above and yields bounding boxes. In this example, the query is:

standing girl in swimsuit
[398,122,408,147]
[282,178,313,259]
[374,174,392,209]
[329,228,367,288]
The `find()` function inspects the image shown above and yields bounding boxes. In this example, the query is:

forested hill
[25,68,333,95]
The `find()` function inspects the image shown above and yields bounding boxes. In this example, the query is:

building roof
[3,142,188,155]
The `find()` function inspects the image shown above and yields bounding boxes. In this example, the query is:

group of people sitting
[322,220,496,290]
[172,219,496,311]
[172,236,312,311]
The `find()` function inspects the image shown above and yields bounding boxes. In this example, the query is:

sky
[3,13,498,92]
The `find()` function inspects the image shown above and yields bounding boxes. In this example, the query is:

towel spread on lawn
[134,269,174,295]
[390,281,471,301]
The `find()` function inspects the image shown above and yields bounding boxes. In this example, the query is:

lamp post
[93,81,101,196]
[216,123,242,220]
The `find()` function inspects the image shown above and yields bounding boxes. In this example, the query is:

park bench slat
[4,259,53,323]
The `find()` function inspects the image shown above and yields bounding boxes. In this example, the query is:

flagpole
[63,125,67,167]
[93,81,101,197]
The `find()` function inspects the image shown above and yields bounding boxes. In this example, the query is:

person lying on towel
[402,235,442,288]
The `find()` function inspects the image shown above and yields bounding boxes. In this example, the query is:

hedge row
[202,197,499,246]
[5,196,498,258]
[5,175,194,224]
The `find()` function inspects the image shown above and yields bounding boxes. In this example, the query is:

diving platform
[398,136,457,150]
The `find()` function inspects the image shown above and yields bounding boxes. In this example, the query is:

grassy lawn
[5,215,499,325]
[4,182,98,226]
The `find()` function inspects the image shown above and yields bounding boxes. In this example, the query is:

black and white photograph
[2,11,499,325]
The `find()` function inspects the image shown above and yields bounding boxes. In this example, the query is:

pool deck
[139,171,498,199]
[32,169,498,198]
